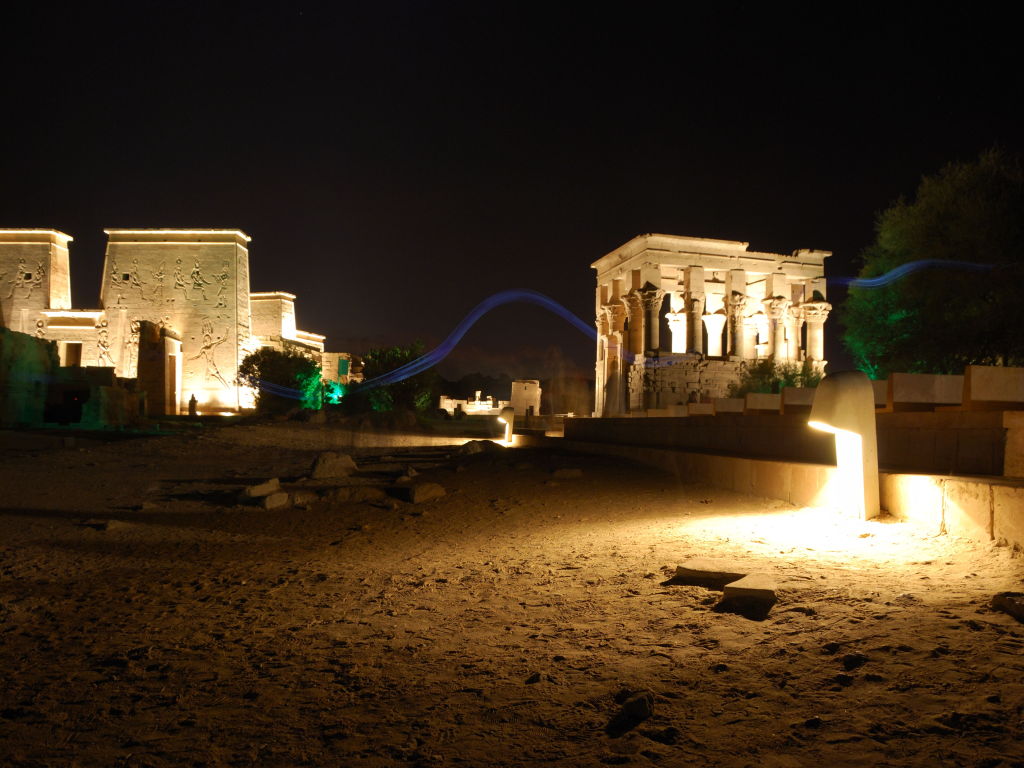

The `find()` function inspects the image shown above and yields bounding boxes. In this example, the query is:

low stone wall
[564,411,1008,476]
[518,434,1024,551]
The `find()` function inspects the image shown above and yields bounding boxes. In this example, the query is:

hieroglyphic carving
[190,260,211,301]
[128,259,146,299]
[152,262,166,301]
[213,262,230,308]
[97,328,116,366]
[126,319,141,373]
[6,259,25,299]
[173,259,189,300]
[190,317,230,388]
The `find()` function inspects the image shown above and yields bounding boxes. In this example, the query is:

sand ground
[1,424,1023,767]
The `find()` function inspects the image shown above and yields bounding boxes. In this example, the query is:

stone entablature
[593,233,830,416]
[0,228,348,415]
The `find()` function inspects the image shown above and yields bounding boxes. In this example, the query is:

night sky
[3,3,1019,379]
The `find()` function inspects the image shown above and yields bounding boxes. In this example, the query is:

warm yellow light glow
[497,417,506,424]
[104,228,251,241]
[673,506,926,567]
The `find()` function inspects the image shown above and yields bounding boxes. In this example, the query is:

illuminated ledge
[294,330,326,342]
[41,309,104,328]
[104,228,252,245]
[250,291,297,301]
[0,229,74,245]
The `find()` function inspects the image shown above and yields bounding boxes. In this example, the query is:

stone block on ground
[605,691,654,737]
[311,451,357,479]
[242,478,280,498]
[459,440,505,455]
[717,573,778,620]
[261,492,291,510]
[395,482,446,504]
[992,592,1024,623]
[663,559,746,588]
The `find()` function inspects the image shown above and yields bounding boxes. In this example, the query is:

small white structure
[809,371,880,520]
[438,390,510,416]
[510,379,541,416]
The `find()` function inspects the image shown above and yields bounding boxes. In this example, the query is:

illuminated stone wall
[99,230,253,411]
[0,230,72,333]
[592,234,831,416]
[0,228,344,415]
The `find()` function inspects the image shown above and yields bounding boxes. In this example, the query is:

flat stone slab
[242,478,280,498]
[311,451,357,479]
[723,573,777,602]
[717,573,778,620]
[663,559,746,588]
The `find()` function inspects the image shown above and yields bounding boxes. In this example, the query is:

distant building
[510,379,541,416]
[593,233,831,414]
[0,228,353,415]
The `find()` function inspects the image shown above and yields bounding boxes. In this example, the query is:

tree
[238,346,322,412]
[349,342,437,413]
[842,148,1024,378]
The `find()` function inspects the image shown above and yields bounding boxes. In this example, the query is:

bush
[238,347,322,412]
[727,359,822,398]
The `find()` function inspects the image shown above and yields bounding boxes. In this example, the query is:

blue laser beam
[246,289,596,400]
[357,289,596,391]
[832,259,994,288]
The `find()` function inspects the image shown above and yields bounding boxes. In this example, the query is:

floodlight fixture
[499,407,515,444]
[808,370,880,520]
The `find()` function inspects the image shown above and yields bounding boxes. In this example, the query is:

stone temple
[0,228,356,414]
[593,233,831,415]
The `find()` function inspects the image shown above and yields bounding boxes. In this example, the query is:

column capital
[602,303,626,331]
[762,296,792,320]
[727,291,748,317]
[639,287,665,312]
[801,301,832,321]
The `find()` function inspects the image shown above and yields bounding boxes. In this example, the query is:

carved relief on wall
[5,258,45,300]
[213,261,230,308]
[190,317,230,388]
[190,260,211,301]
[96,327,116,367]
[126,319,141,373]
[152,263,166,301]
[128,259,147,300]
[35,319,46,338]
[173,259,189,301]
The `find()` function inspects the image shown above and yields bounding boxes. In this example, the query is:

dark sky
[2,2,1019,378]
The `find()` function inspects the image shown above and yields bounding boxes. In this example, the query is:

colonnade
[593,268,830,417]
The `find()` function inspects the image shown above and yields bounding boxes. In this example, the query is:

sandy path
[1,427,1023,767]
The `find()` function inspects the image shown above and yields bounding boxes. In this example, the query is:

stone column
[727,292,748,359]
[622,292,644,362]
[784,310,804,362]
[742,315,760,360]
[665,311,688,353]
[594,312,609,417]
[688,293,705,355]
[702,313,727,357]
[603,304,627,416]
[640,288,665,352]
[802,301,832,363]
[763,297,791,360]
